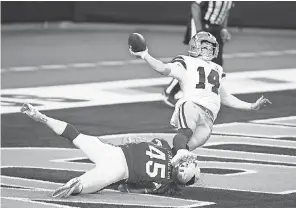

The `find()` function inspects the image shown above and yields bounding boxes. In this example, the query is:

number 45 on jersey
[146,145,166,178]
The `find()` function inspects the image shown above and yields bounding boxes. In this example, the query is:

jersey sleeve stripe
[171,56,184,61]
[171,56,187,70]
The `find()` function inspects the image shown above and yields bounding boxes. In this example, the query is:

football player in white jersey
[129,31,271,162]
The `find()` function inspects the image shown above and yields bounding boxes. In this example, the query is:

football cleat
[52,178,82,198]
[20,103,48,123]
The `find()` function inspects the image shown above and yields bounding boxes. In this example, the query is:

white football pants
[171,101,213,151]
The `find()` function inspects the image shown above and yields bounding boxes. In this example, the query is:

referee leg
[210,29,224,67]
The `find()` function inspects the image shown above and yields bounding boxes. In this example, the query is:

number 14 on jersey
[196,66,220,94]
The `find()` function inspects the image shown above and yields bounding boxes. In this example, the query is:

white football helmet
[175,156,201,185]
[188,31,219,61]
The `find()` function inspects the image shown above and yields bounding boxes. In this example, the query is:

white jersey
[168,55,225,120]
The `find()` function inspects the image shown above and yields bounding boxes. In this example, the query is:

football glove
[129,46,148,59]
[251,96,272,111]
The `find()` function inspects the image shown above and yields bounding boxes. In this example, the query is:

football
[128,33,147,52]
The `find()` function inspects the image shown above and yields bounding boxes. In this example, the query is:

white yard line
[2,49,296,73]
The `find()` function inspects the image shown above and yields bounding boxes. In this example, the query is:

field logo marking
[2,68,296,114]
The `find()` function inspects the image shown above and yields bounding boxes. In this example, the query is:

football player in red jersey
[20,103,200,198]
[118,137,199,195]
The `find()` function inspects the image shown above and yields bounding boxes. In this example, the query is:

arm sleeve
[220,84,252,110]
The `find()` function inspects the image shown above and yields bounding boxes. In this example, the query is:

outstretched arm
[129,47,185,80]
[220,84,272,111]
[143,52,172,76]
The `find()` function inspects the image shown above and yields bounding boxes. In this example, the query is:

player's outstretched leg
[21,104,84,198]
[21,103,128,198]
[21,103,75,136]
[21,103,105,163]
[21,103,80,141]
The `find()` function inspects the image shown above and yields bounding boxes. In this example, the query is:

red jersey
[120,139,173,184]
